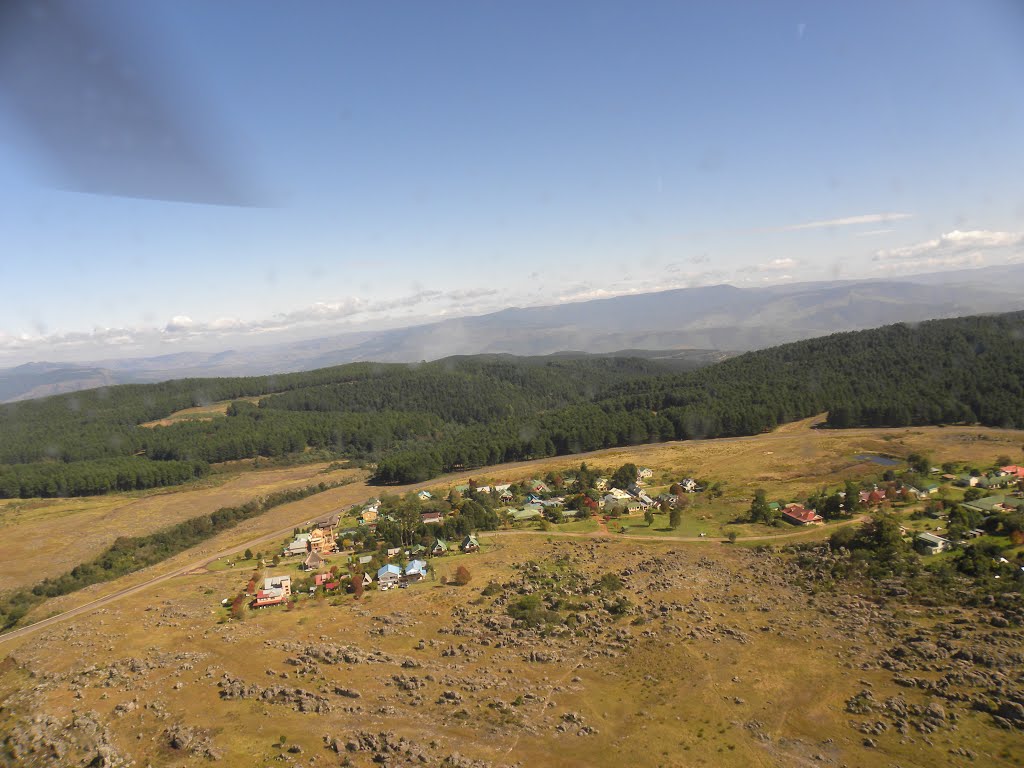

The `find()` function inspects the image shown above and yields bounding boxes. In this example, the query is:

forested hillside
[374,311,1024,481]
[0,313,1021,496]
[0,356,669,497]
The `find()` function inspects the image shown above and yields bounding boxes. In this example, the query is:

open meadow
[1,534,1022,767]
[0,462,363,590]
[1,419,1023,766]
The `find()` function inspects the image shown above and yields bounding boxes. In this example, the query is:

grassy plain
[1,420,1023,765]
[2,535,1021,767]
[0,462,362,590]
[4,417,1022,597]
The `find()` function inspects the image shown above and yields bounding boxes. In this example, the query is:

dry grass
[138,396,263,428]
[454,416,1024,500]
[2,535,1020,767]
[3,417,1022,595]
[0,462,362,590]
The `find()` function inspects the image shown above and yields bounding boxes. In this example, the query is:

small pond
[854,453,901,466]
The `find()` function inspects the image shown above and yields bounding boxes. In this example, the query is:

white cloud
[164,315,195,332]
[874,229,1024,261]
[753,257,797,272]
[779,212,913,232]
[872,253,988,274]
[0,285,512,360]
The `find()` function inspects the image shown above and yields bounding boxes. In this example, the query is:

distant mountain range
[2,264,1022,402]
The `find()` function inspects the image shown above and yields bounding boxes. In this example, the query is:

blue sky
[1,0,1022,363]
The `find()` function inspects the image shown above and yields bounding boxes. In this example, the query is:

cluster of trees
[800,509,1024,603]
[0,457,207,498]
[369,488,503,551]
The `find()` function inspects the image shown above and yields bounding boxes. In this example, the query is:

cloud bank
[872,229,1024,273]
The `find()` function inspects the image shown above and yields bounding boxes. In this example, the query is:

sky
[0,0,1023,364]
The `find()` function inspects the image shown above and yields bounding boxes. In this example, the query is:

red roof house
[781,504,824,525]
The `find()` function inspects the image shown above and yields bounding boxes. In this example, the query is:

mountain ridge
[2,265,1022,402]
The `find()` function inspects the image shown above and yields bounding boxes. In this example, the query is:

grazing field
[1,534,1021,767]
[0,462,362,590]
[1,420,1023,765]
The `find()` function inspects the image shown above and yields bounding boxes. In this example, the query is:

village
[229,456,1024,614]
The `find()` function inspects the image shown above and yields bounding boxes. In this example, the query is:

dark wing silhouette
[0,1,259,206]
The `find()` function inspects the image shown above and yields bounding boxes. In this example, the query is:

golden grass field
[0,462,362,590]
[1,419,1023,766]
[138,396,263,428]
[3,416,1022,597]
[2,534,1021,767]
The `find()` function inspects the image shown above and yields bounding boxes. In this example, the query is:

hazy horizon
[2,1,1023,365]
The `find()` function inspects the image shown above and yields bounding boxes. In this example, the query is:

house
[955,474,980,488]
[404,559,427,581]
[963,495,1024,516]
[416,490,433,501]
[284,533,312,557]
[637,493,655,508]
[386,547,402,559]
[605,487,632,502]
[864,489,886,506]
[461,534,480,553]
[510,506,543,521]
[361,572,373,587]
[602,493,626,510]
[421,510,444,525]
[978,474,1011,490]
[252,575,291,608]
[431,538,450,556]
[528,479,550,494]
[781,504,823,526]
[594,477,609,491]
[678,478,698,493]
[637,467,654,480]
[916,532,950,555]
[1001,465,1024,479]
[358,507,379,526]
[377,564,402,588]
[357,554,373,566]
[475,485,491,494]
[308,526,335,554]
[494,484,515,503]
[626,482,645,498]
[409,544,428,557]
[302,550,325,571]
